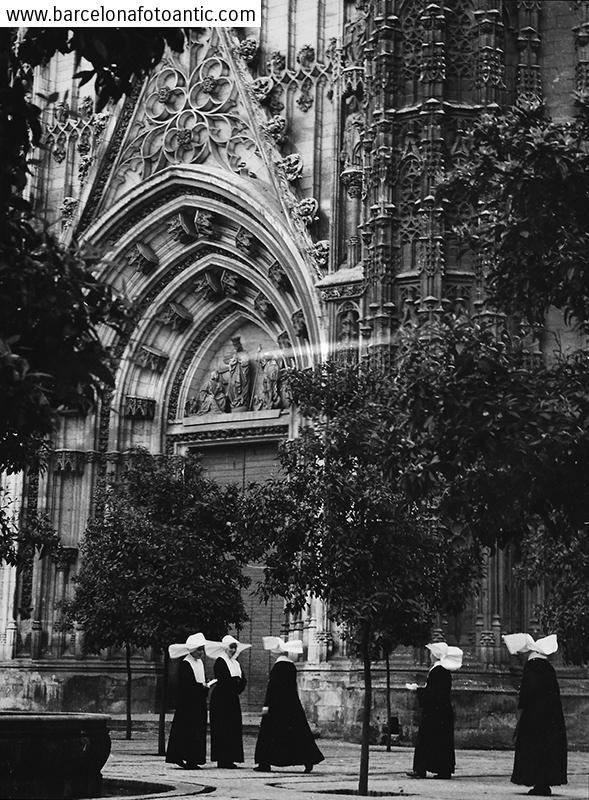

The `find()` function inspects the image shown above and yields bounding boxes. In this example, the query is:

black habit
[412,664,455,777]
[254,659,324,768]
[165,659,208,767]
[209,656,246,764]
[511,657,567,788]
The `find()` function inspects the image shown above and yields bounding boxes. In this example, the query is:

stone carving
[266,84,285,115]
[124,396,156,420]
[279,153,304,181]
[262,115,287,144]
[115,30,265,184]
[53,450,85,474]
[157,301,193,333]
[297,45,316,69]
[253,292,274,319]
[294,197,319,225]
[168,209,199,243]
[186,370,228,415]
[297,77,315,112]
[78,155,93,184]
[319,282,364,302]
[268,261,291,292]
[44,98,110,184]
[224,336,252,411]
[337,305,359,340]
[341,165,363,198]
[236,35,258,64]
[292,309,308,340]
[134,344,168,373]
[79,96,94,121]
[268,50,286,75]
[128,241,159,275]
[193,269,239,300]
[54,100,70,124]
[167,425,289,452]
[60,197,78,231]
[235,226,256,254]
[184,332,297,416]
[251,76,275,103]
[220,270,239,297]
[310,240,329,270]
[252,348,282,410]
[336,304,360,361]
[194,210,215,239]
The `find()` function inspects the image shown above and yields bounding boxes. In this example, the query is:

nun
[206,634,251,769]
[406,641,463,779]
[165,632,210,770]
[503,633,567,797]
[254,636,324,774]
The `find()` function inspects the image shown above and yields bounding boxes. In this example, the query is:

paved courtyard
[104,729,589,800]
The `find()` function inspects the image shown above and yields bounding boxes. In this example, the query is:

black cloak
[209,657,246,764]
[412,664,455,777]
[254,659,324,768]
[165,659,208,766]
[511,657,567,787]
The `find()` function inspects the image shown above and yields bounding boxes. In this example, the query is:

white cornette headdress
[426,642,464,671]
[502,633,558,658]
[262,636,304,655]
[205,634,252,660]
[168,632,208,660]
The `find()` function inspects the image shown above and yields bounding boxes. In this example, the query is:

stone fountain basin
[0,711,111,799]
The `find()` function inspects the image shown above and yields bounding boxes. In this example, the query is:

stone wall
[298,661,589,751]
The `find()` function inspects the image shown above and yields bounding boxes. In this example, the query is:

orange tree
[65,449,249,745]
[402,97,589,665]
[236,361,481,796]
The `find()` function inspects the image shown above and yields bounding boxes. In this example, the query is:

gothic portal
[0,3,588,746]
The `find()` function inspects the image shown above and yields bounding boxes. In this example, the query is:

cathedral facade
[1,1,588,746]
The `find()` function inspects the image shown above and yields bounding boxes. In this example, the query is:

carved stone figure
[292,310,308,340]
[253,348,281,410]
[225,336,251,411]
[184,395,200,416]
[236,36,258,64]
[197,370,228,415]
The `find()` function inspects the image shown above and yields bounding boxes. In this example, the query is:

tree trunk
[125,643,133,741]
[158,649,169,756]
[358,620,372,796]
[385,646,392,752]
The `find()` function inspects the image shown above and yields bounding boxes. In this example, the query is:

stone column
[50,547,77,657]
[515,0,542,106]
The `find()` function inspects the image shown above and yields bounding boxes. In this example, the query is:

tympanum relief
[184,328,296,417]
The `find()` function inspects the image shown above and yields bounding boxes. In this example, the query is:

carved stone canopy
[135,344,169,374]
[168,209,200,243]
[124,396,156,420]
[157,301,193,332]
[129,241,159,275]
[53,450,86,474]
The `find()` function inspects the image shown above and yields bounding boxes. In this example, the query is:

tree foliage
[516,529,589,666]
[236,361,482,795]
[64,450,249,734]
[389,316,589,551]
[66,449,249,652]
[440,98,589,330]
